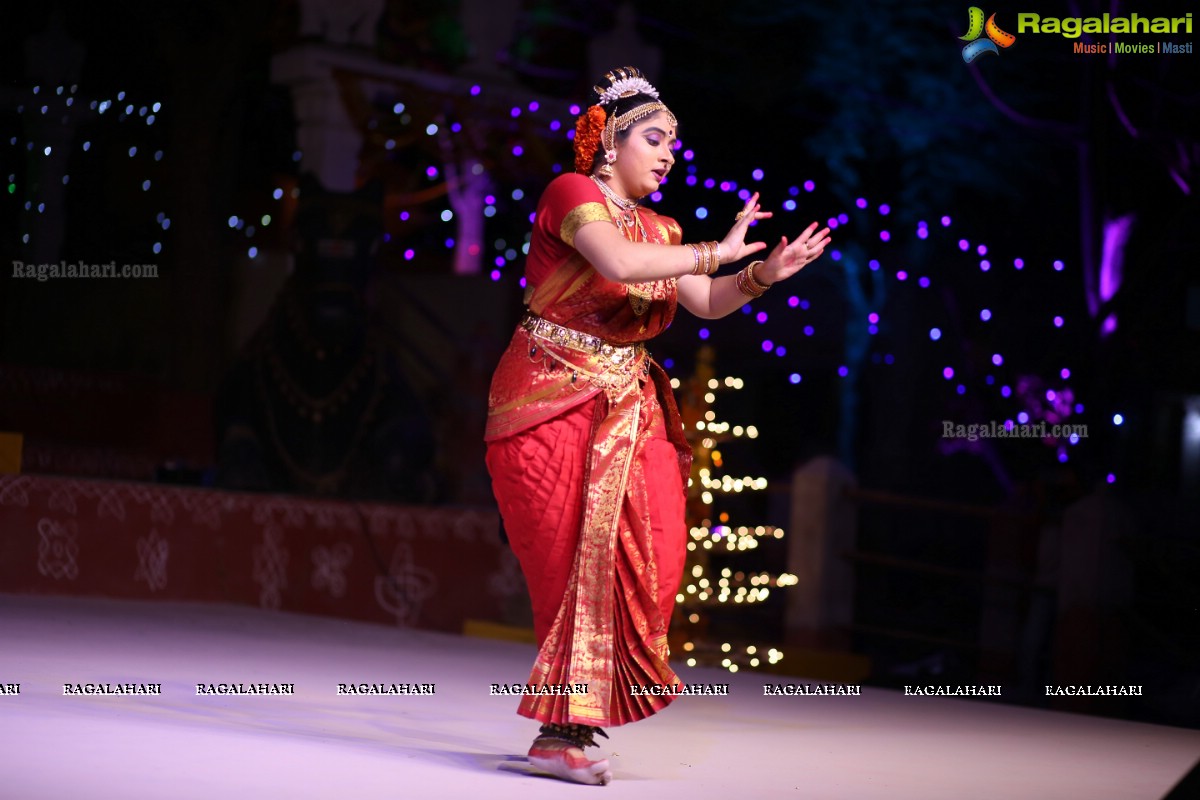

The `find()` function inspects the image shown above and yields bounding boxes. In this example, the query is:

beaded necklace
[589,175,671,316]
[590,175,651,243]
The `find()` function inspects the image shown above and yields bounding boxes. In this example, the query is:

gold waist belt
[520,312,646,366]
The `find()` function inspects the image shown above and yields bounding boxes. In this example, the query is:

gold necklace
[590,175,650,244]
[590,174,638,212]
[590,176,672,317]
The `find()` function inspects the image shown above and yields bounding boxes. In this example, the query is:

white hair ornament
[594,67,660,106]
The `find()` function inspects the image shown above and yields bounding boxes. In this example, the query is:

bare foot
[528,737,612,785]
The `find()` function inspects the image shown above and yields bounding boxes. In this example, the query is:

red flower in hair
[573,105,607,174]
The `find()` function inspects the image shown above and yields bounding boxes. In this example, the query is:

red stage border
[0,475,525,632]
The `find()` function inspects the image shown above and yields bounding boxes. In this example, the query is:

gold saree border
[517,380,682,727]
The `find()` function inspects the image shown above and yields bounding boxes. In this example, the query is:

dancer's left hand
[755,222,833,284]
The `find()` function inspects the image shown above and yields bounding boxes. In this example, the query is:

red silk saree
[485,173,692,727]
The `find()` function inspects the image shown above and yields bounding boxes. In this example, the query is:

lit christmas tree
[670,345,798,674]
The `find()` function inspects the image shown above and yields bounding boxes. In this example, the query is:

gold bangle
[688,244,702,275]
[747,260,771,291]
[734,267,753,298]
[741,271,761,298]
[696,242,710,277]
[707,241,720,274]
[734,265,766,298]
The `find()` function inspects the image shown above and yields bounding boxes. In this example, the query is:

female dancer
[485,66,831,785]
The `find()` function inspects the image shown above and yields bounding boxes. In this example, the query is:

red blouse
[485,173,687,441]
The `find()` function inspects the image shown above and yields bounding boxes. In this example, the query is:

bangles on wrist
[735,260,771,297]
[686,241,721,276]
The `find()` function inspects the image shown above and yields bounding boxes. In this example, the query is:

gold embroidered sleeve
[560,202,613,247]
[661,217,683,246]
[648,217,672,245]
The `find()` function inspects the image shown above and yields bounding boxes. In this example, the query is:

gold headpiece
[575,67,676,176]
[598,67,676,161]
[594,66,660,105]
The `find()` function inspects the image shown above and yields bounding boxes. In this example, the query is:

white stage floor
[0,594,1196,799]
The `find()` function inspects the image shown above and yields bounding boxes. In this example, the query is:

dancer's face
[609,111,676,200]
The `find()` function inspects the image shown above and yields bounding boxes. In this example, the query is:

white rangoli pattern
[311,542,353,598]
[37,517,79,580]
[0,476,31,508]
[252,526,289,609]
[487,548,525,597]
[134,529,169,591]
[374,542,436,627]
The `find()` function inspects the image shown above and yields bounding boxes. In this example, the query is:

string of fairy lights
[8,84,168,256]
[670,371,795,673]
[5,79,1123,484]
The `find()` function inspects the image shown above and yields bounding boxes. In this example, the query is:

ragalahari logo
[959,7,1017,62]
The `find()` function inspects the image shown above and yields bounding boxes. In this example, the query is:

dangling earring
[599,149,617,177]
